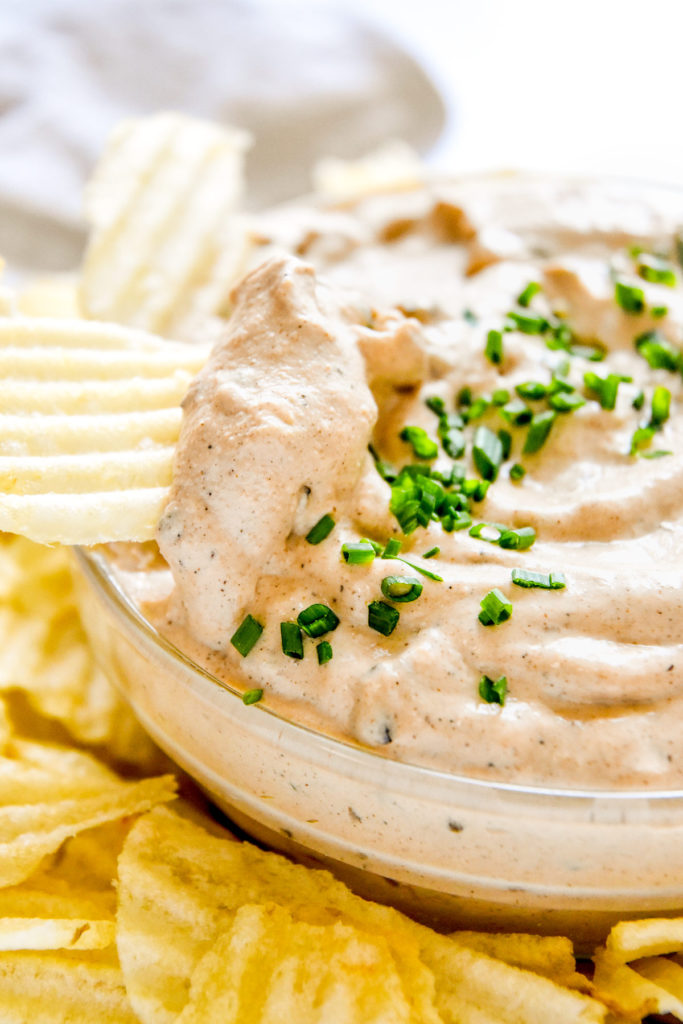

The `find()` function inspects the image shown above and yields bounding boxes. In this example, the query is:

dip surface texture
[147,177,683,789]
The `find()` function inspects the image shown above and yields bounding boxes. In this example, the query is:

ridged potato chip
[0,948,138,1023]
[177,902,430,1024]
[117,806,609,1024]
[81,112,252,340]
[0,739,175,887]
[0,316,208,544]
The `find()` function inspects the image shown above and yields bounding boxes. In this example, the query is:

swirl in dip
[120,176,683,790]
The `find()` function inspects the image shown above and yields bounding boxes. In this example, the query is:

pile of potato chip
[0,110,682,1021]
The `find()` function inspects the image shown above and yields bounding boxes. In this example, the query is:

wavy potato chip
[0,948,138,1023]
[605,915,683,961]
[176,902,432,1024]
[116,806,610,1024]
[0,316,208,544]
[81,112,252,340]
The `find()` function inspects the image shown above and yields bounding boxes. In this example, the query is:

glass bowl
[73,546,683,953]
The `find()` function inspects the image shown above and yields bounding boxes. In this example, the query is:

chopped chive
[368,600,400,636]
[584,372,630,411]
[549,391,586,413]
[469,522,503,543]
[651,386,671,426]
[632,390,645,411]
[472,425,504,482]
[651,305,669,319]
[425,395,446,416]
[478,588,513,626]
[634,331,682,372]
[499,526,536,550]
[369,443,397,482]
[463,308,478,325]
[641,449,672,459]
[546,322,574,352]
[498,428,512,460]
[485,329,504,365]
[280,621,304,659]
[305,513,335,545]
[381,575,423,603]
[478,674,508,705]
[509,462,525,482]
[506,310,548,334]
[570,342,606,362]
[382,538,403,558]
[242,688,263,705]
[297,604,340,638]
[500,398,532,427]
[317,640,333,664]
[395,557,443,582]
[462,478,490,501]
[523,410,556,455]
[515,381,548,401]
[230,614,263,657]
[630,425,656,455]
[511,568,566,589]
[463,396,490,421]
[636,254,677,287]
[438,417,466,458]
[458,386,473,407]
[442,510,472,533]
[400,425,438,460]
[423,546,440,558]
[517,281,542,308]
[615,280,645,314]
[492,388,510,406]
[548,375,574,395]
[341,540,376,565]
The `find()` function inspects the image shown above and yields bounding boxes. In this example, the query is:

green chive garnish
[458,386,473,407]
[651,386,671,426]
[478,674,508,705]
[381,575,423,603]
[463,308,478,325]
[549,391,585,413]
[630,425,656,455]
[473,425,504,482]
[509,462,525,482]
[499,527,536,550]
[438,413,466,458]
[651,305,668,319]
[517,281,542,308]
[583,372,631,411]
[485,329,504,365]
[641,449,672,459]
[523,410,556,455]
[230,615,263,657]
[297,604,340,638]
[280,621,304,659]
[632,390,645,410]
[478,589,513,626]
[423,546,440,558]
[515,381,547,400]
[492,388,510,406]
[368,601,400,636]
[341,540,376,565]
[469,522,503,543]
[506,310,548,335]
[511,568,566,589]
[382,538,402,558]
[463,396,490,422]
[242,688,263,705]
[425,395,446,416]
[400,425,438,460]
[635,331,682,372]
[317,640,333,664]
[396,557,443,582]
[500,399,532,426]
[615,280,645,314]
[636,254,677,287]
[305,514,335,545]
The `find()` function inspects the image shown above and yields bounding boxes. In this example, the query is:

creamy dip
[130,176,683,789]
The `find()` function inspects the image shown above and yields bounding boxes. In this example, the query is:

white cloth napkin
[0,0,444,271]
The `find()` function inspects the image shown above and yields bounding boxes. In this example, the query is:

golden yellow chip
[117,806,610,1024]
[0,948,138,1023]
[17,276,80,318]
[605,915,683,961]
[591,946,681,1018]
[0,739,175,887]
[632,954,683,1001]
[0,917,115,952]
[0,534,162,769]
[177,902,434,1024]
[0,316,208,544]
[81,112,252,340]
[450,930,580,987]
